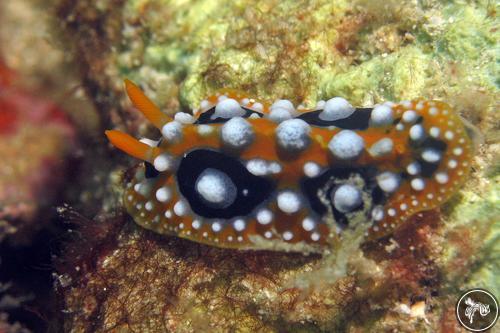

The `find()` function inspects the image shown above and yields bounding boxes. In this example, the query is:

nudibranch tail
[124,79,170,128]
[105,129,159,162]
[107,80,473,253]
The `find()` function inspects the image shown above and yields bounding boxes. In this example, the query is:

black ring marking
[296,108,373,130]
[176,149,275,219]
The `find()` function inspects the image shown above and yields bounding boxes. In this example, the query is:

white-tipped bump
[271,99,295,113]
[319,97,354,121]
[411,178,425,191]
[376,171,400,193]
[246,159,282,176]
[303,162,321,178]
[173,200,188,216]
[153,153,175,172]
[268,108,293,123]
[213,98,245,118]
[372,206,384,221]
[301,217,316,231]
[276,119,311,151]
[282,231,294,241]
[256,209,273,225]
[406,162,421,175]
[233,219,246,232]
[195,168,237,208]
[421,148,442,163]
[221,117,254,148]
[155,187,172,203]
[409,124,425,141]
[328,130,365,160]
[435,172,449,184]
[368,138,394,157]
[211,221,222,232]
[370,104,393,126]
[277,191,302,214]
[429,127,440,138]
[402,110,418,123]
[174,112,195,124]
[332,184,362,213]
[161,121,183,142]
[192,219,201,230]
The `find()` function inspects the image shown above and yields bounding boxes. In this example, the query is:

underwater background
[0,0,498,332]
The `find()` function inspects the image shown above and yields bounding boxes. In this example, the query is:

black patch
[300,166,382,226]
[409,136,448,178]
[195,106,263,124]
[145,162,160,178]
[176,149,275,219]
[296,108,373,130]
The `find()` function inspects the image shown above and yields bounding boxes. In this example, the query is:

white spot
[241,98,250,106]
[421,148,442,163]
[246,159,282,176]
[197,124,214,136]
[192,219,201,229]
[401,100,412,108]
[301,217,316,231]
[416,102,424,110]
[154,153,175,172]
[332,184,362,213]
[429,127,440,138]
[303,162,321,178]
[275,119,311,151]
[179,223,184,229]
[402,110,418,123]
[221,117,254,148]
[448,159,458,169]
[233,219,246,232]
[213,98,245,119]
[282,231,294,241]
[406,162,421,175]
[134,183,141,193]
[264,231,273,239]
[249,113,260,119]
[427,193,434,199]
[127,195,133,202]
[370,104,393,126]
[409,124,425,141]
[435,172,449,184]
[444,131,454,140]
[315,100,326,109]
[145,201,154,211]
[412,199,419,206]
[252,102,263,112]
[328,130,365,160]
[174,112,195,124]
[396,123,405,131]
[200,100,211,109]
[211,221,222,233]
[271,99,295,114]
[256,209,273,225]
[161,121,183,143]
[311,232,320,242]
[269,108,293,123]
[400,203,408,211]
[372,206,384,221]
[388,208,396,216]
[376,171,400,193]
[195,168,237,208]
[411,178,425,191]
[319,97,354,121]
[227,235,233,241]
[165,210,172,218]
[429,107,438,115]
[173,201,188,216]
[277,191,302,214]
[155,187,172,203]
[453,147,463,156]
[368,138,394,157]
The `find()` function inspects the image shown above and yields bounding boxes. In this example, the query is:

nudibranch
[106,80,473,252]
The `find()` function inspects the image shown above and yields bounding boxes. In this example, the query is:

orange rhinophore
[107,80,473,253]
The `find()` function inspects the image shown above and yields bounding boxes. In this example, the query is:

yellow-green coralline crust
[58,0,500,331]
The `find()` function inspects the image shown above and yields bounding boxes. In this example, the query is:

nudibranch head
[106,80,473,252]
